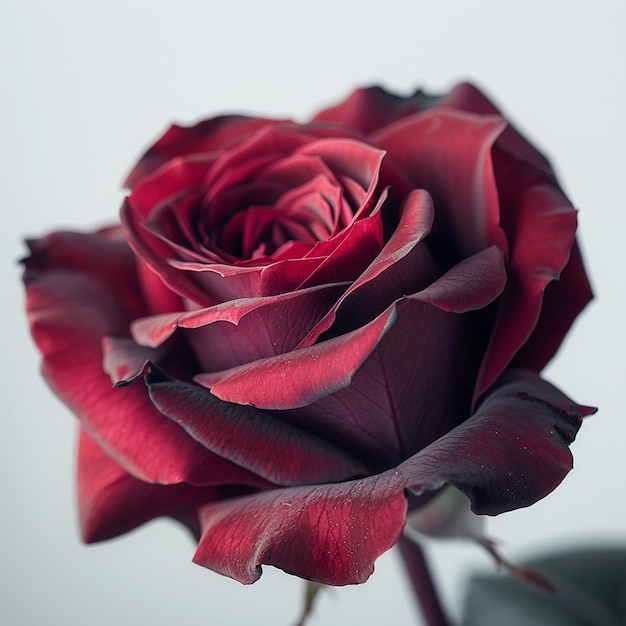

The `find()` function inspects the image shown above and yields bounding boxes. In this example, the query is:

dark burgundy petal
[132,283,347,373]
[397,369,596,514]
[146,369,369,485]
[101,336,164,385]
[284,251,506,466]
[128,155,215,219]
[298,209,384,289]
[191,371,593,586]
[201,125,319,195]
[124,116,284,188]
[299,189,437,346]
[23,228,145,320]
[78,428,216,542]
[372,110,509,261]
[312,86,428,135]
[193,478,408,585]
[512,241,593,371]
[438,82,502,115]
[291,298,467,465]
[195,305,397,409]
[474,128,582,398]
[204,248,506,409]
[311,83,502,136]
[135,256,185,314]
[199,251,505,465]
[298,138,385,197]
[414,245,506,313]
[23,230,267,487]
[374,113,581,399]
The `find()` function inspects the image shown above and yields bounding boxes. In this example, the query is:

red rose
[23,83,594,586]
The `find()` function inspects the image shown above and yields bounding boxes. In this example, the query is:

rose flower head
[22,82,594,586]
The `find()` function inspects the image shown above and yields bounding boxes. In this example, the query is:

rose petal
[23,230,267,487]
[193,473,408,585]
[201,248,505,409]
[374,112,580,399]
[23,227,145,320]
[167,255,326,300]
[298,138,385,196]
[472,130,582,398]
[198,249,505,465]
[201,125,319,196]
[311,83,502,137]
[415,244,506,313]
[131,283,346,348]
[372,109,508,261]
[195,304,397,409]
[297,208,385,290]
[281,297,467,465]
[438,82,502,116]
[124,116,285,188]
[101,336,164,385]
[122,197,215,306]
[191,370,593,585]
[512,241,593,371]
[128,155,215,219]
[77,428,217,542]
[312,86,428,135]
[299,189,437,345]
[472,126,590,383]
[146,368,370,485]
[281,250,505,467]
[132,283,348,373]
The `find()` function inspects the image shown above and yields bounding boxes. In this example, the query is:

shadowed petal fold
[146,369,369,485]
[192,370,594,586]
[196,305,397,409]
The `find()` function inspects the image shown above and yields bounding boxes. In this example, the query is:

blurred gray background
[1,1,624,624]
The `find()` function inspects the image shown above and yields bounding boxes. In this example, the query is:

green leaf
[462,547,626,626]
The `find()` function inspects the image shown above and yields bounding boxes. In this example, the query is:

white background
[1,1,624,624]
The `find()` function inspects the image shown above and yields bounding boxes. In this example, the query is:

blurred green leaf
[462,547,626,626]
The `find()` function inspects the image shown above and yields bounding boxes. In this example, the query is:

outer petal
[194,473,408,586]
[78,428,217,542]
[372,110,508,262]
[286,247,506,465]
[475,175,579,398]
[124,116,285,188]
[23,230,267,487]
[192,371,593,586]
[146,369,369,485]
[311,82,501,136]
[512,241,593,371]
[374,112,582,398]
[437,81,501,116]
[312,86,430,135]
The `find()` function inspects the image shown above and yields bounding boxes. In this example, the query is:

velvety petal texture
[22,81,593,590]
[23,230,270,489]
[192,371,594,585]
[77,428,216,542]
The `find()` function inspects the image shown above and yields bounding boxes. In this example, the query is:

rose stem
[397,535,451,626]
